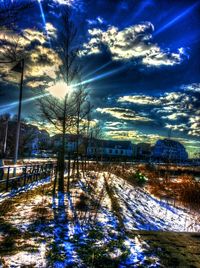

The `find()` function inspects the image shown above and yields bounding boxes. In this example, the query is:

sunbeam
[73,64,128,88]
[0,93,49,113]
[37,0,46,28]
[37,0,52,46]
[155,2,199,35]
[83,61,112,80]
[134,0,154,18]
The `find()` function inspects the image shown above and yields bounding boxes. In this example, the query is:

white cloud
[182,83,200,93]
[188,116,200,136]
[105,129,164,144]
[97,107,153,122]
[28,45,61,79]
[87,16,105,26]
[162,112,188,121]
[0,26,62,86]
[118,95,161,105]
[52,0,84,11]
[118,85,200,137]
[80,22,187,67]
[104,121,127,130]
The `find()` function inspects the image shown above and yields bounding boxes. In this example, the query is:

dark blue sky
[0,0,200,156]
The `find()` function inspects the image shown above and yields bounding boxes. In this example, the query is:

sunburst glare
[47,81,73,99]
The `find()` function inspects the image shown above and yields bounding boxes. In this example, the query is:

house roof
[157,139,185,149]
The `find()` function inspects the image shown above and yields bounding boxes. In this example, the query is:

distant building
[51,134,82,155]
[152,139,188,162]
[51,134,134,160]
[134,143,152,161]
[0,120,50,158]
[87,139,133,161]
[29,127,50,156]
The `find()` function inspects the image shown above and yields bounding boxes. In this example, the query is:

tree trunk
[58,144,65,193]
[58,96,67,193]
[67,153,71,193]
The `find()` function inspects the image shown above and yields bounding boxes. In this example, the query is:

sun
[47,81,73,99]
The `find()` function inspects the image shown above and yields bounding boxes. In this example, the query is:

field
[0,164,200,267]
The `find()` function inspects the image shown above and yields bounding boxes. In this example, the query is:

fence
[0,162,56,192]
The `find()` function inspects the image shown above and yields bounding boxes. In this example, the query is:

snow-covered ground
[106,173,200,232]
[0,176,51,204]
[84,172,200,233]
[0,171,199,267]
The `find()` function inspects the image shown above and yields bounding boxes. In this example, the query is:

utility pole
[13,59,24,165]
[3,119,8,156]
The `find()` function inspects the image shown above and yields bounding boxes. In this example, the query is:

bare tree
[0,0,35,65]
[38,7,88,194]
[81,101,93,172]
[71,87,89,176]
[38,94,75,193]
[0,0,34,28]
[90,123,104,164]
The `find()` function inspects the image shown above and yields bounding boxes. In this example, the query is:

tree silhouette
[0,0,33,28]
[38,7,90,194]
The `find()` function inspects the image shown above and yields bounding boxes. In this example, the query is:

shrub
[134,171,148,186]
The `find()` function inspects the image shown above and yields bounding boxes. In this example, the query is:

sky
[0,0,200,157]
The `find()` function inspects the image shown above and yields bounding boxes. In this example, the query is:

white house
[87,139,133,160]
[51,135,134,160]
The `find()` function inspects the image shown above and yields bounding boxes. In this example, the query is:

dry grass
[148,173,200,211]
[87,163,200,212]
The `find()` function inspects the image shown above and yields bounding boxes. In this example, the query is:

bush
[134,171,148,187]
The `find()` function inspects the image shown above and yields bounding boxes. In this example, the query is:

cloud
[118,85,200,137]
[45,23,57,38]
[118,95,161,105]
[80,22,187,67]
[97,107,153,122]
[105,130,141,141]
[27,45,61,79]
[51,0,84,11]
[162,112,188,121]
[22,29,47,45]
[182,83,200,93]
[87,17,106,26]
[0,25,62,87]
[156,90,199,137]
[26,80,54,88]
[188,116,200,136]
[104,129,164,144]
[165,123,188,132]
[104,121,127,130]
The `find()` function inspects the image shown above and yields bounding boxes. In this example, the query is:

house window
[115,149,118,154]
[109,149,112,154]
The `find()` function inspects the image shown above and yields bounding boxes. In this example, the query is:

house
[29,128,50,156]
[87,139,133,161]
[0,120,50,158]
[51,134,82,155]
[134,143,152,161]
[51,134,134,161]
[152,139,188,162]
